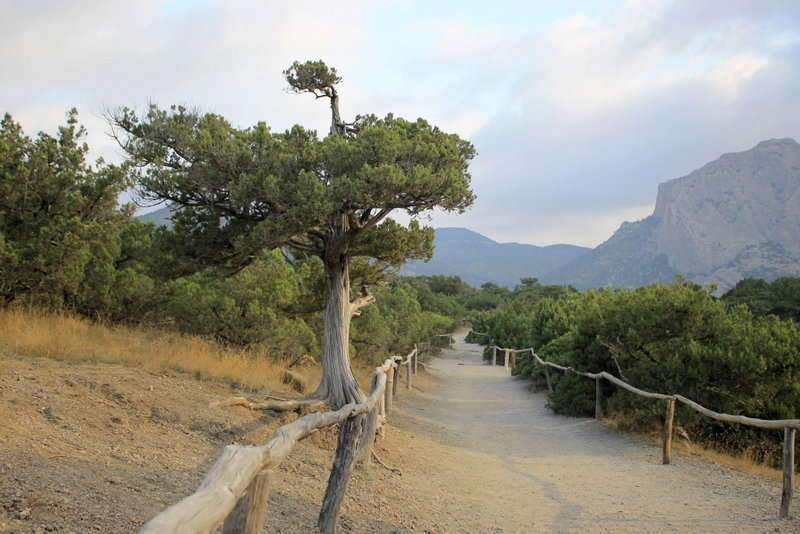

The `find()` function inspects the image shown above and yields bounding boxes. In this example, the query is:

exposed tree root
[209,396,328,413]
[371,450,401,475]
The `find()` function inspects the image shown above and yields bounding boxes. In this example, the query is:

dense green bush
[722,277,800,323]
[479,277,800,464]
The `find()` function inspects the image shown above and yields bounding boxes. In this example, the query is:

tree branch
[285,239,322,257]
[354,208,392,238]
[348,285,376,317]
[347,211,361,231]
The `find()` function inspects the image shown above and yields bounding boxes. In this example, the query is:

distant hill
[134,207,590,288]
[136,206,173,227]
[400,228,589,287]
[541,138,800,291]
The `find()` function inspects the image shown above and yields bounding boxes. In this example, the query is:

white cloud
[706,54,770,100]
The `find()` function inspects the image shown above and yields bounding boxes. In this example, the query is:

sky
[3,0,800,247]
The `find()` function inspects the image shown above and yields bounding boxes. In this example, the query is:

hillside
[0,354,446,533]
[400,227,589,287]
[542,138,800,291]
[136,205,174,227]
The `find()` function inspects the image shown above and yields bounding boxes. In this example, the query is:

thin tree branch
[354,208,393,237]
[285,239,322,257]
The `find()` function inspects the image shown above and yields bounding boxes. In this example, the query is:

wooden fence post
[406,361,412,390]
[543,366,553,393]
[358,374,382,465]
[222,469,272,534]
[510,351,516,370]
[413,345,418,375]
[492,346,497,366]
[595,378,603,421]
[318,414,365,534]
[384,366,394,415]
[392,361,400,397]
[781,427,796,518]
[504,349,510,370]
[662,398,676,465]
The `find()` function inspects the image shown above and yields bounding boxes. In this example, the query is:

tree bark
[330,93,344,136]
[312,254,364,408]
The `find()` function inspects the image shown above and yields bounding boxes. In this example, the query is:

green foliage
[1,60,487,396]
[722,277,800,323]
[350,274,483,362]
[546,371,596,416]
[480,277,800,463]
[283,60,342,97]
[109,104,475,278]
[165,250,318,356]
[0,110,132,313]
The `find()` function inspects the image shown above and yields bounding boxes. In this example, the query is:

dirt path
[386,333,800,533]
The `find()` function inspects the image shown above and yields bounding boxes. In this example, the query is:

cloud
[441,0,800,246]
[4,0,800,247]
[2,1,375,142]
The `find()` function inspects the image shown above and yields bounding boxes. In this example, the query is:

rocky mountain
[541,138,800,291]
[400,228,589,287]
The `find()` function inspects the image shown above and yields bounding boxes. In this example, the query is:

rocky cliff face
[543,138,800,291]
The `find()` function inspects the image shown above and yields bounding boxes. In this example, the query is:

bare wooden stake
[392,362,400,396]
[222,469,272,534]
[318,414,365,534]
[663,397,676,465]
[384,367,394,415]
[406,362,412,390]
[492,346,497,366]
[358,375,381,465]
[595,378,603,421]
[544,366,553,393]
[781,427,795,518]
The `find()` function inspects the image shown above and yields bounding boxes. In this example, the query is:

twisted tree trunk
[312,250,366,407]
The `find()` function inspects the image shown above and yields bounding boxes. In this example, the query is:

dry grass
[605,415,792,486]
[0,307,315,394]
[0,307,381,395]
[670,439,791,485]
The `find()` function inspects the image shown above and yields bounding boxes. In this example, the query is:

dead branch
[371,450,401,475]
[210,397,327,413]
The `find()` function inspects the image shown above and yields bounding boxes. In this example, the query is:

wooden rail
[139,345,423,534]
[491,344,800,518]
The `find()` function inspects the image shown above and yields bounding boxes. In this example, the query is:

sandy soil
[1,333,799,533]
[390,334,800,533]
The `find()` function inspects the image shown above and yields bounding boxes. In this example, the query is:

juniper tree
[0,110,130,309]
[110,60,475,407]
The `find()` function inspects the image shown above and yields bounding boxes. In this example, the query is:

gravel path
[396,333,800,533]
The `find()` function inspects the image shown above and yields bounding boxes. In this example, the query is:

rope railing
[491,344,799,518]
